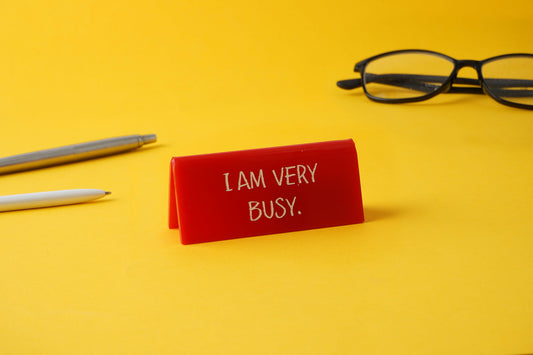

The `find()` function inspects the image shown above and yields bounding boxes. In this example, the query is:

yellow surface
[1,1,532,354]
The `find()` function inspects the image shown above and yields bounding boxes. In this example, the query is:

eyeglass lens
[481,56,533,107]
[363,52,454,100]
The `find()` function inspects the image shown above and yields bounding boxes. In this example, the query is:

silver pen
[0,134,157,175]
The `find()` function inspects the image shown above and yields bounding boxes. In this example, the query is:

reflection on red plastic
[169,139,364,244]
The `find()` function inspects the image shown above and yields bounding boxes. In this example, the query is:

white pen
[0,189,111,212]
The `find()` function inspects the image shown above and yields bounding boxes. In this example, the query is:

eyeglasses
[337,49,533,110]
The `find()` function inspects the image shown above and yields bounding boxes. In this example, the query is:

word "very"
[223,163,318,191]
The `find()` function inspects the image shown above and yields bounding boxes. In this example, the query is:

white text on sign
[222,163,318,221]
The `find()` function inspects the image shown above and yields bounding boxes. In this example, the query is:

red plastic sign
[169,139,364,244]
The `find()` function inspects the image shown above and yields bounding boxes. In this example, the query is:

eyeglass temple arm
[337,74,533,97]
[336,78,362,90]
[482,78,533,98]
[447,77,533,96]
[336,75,479,92]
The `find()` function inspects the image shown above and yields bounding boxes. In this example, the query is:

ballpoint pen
[0,189,111,212]
[0,134,157,175]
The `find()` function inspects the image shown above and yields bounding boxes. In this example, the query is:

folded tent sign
[169,139,364,244]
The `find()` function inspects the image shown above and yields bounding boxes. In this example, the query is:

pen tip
[141,134,157,144]
[105,191,112,195]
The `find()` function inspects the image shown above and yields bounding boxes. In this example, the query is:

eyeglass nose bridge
[454,59,484,77]
[455,59,481,69]
[442,59,486,94]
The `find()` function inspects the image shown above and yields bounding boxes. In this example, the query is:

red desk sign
[169,139,364,244]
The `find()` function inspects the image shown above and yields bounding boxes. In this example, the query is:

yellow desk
[1,1,532,354]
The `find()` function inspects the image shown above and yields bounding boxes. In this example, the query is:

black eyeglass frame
[337,49,533,110]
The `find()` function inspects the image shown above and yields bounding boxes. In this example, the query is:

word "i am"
[223,170,266,191]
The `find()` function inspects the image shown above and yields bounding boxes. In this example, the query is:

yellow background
[1,0,532,354]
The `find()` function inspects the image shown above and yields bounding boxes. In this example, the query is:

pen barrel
[0,189,108,212]
[0,135,155,175]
